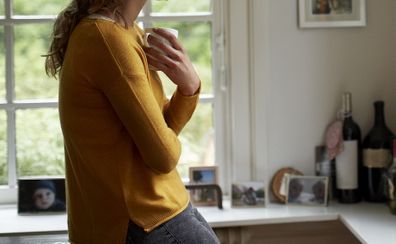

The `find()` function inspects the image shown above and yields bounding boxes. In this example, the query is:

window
[142,0,218,180]
[0,0,225,193]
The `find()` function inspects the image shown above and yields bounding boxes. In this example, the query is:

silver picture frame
[286,175,329,207]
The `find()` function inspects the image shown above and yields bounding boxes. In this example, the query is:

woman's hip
[126,203,220,244]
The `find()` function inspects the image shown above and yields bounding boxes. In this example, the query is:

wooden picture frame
[189,166,218,206]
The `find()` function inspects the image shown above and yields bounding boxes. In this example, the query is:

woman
[45,0,220,243]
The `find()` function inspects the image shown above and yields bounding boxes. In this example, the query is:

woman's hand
[143,28,201,96]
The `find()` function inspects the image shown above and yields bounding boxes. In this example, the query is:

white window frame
[0,0,231,204]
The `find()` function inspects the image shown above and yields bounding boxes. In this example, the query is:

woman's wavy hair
[45,0,126,78]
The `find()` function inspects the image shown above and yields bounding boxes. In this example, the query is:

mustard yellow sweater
[59,18,199,244]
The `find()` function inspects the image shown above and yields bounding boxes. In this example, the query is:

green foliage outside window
[152,0,211,13]
[0,3,4,16]
[16,109,64,177]
[15,24,58,100]
[13,0,69,15]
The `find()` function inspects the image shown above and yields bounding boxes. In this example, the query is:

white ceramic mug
[143,28,178,47]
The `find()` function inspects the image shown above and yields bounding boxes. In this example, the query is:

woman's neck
[96,8,138,28]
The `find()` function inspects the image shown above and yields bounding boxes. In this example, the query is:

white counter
[0,201,395,244]
[199,201,396,244]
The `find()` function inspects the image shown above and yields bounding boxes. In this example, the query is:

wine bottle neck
[344,115,353,121]
[342,93,352,119]
[374,104,386,126]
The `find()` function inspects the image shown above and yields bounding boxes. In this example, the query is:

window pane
[0,110,7,185]
[152,0,211,13]
[16,109,64,177]
[13,0,69,15]
[177,103,214,181]
[0,27,5,101]
[14,23,58,100]
[153,22,212,96]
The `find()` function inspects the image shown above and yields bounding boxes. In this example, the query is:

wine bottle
[363,101,395,202]
[335,93,362,203]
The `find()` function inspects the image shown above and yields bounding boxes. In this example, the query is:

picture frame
[315,146,337,200]
[286,175,329,206]
[189,166,218,206]
[299,0,367,28]
[18,177,66,215]
[231,182,266,208]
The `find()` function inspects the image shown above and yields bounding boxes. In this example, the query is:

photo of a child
[18,178,66,214]
[32,180,66,211]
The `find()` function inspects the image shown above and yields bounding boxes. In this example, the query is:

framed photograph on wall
[189,166,218,206]
[299,0,367,28]
[18,177,66,214]
[286,175,329,207]
[231,182,266,208]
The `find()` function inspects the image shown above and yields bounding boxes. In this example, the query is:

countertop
[0,201,395,243]
[199,201,396,243]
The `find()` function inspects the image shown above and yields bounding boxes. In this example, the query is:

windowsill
[0,204,67,235]
[0,201,395,243]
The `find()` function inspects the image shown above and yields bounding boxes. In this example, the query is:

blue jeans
[126,203,220,244]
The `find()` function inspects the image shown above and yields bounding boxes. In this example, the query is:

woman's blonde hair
[45,0,126,78]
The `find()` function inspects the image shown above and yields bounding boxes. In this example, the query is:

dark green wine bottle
[362,101,394,202]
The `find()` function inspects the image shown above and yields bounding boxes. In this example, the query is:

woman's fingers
[147,35,181,61]
[145,54,169,72]
[143,29,201,96]
[144,47,179,69]
[152,28,183,51]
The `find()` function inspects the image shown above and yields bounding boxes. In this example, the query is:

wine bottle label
[336,141,358,190]
[363,149,392,168]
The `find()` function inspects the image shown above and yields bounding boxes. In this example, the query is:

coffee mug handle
[143,33,151,47]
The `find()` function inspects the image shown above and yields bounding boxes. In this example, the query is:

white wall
[250,0,396,196]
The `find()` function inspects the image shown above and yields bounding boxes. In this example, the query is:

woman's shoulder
[73,19,138,48]
[73,19,147,77]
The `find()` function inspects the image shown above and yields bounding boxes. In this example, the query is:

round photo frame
[271,167,303,203]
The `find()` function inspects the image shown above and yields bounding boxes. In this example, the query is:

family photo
[286,176,328,206]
